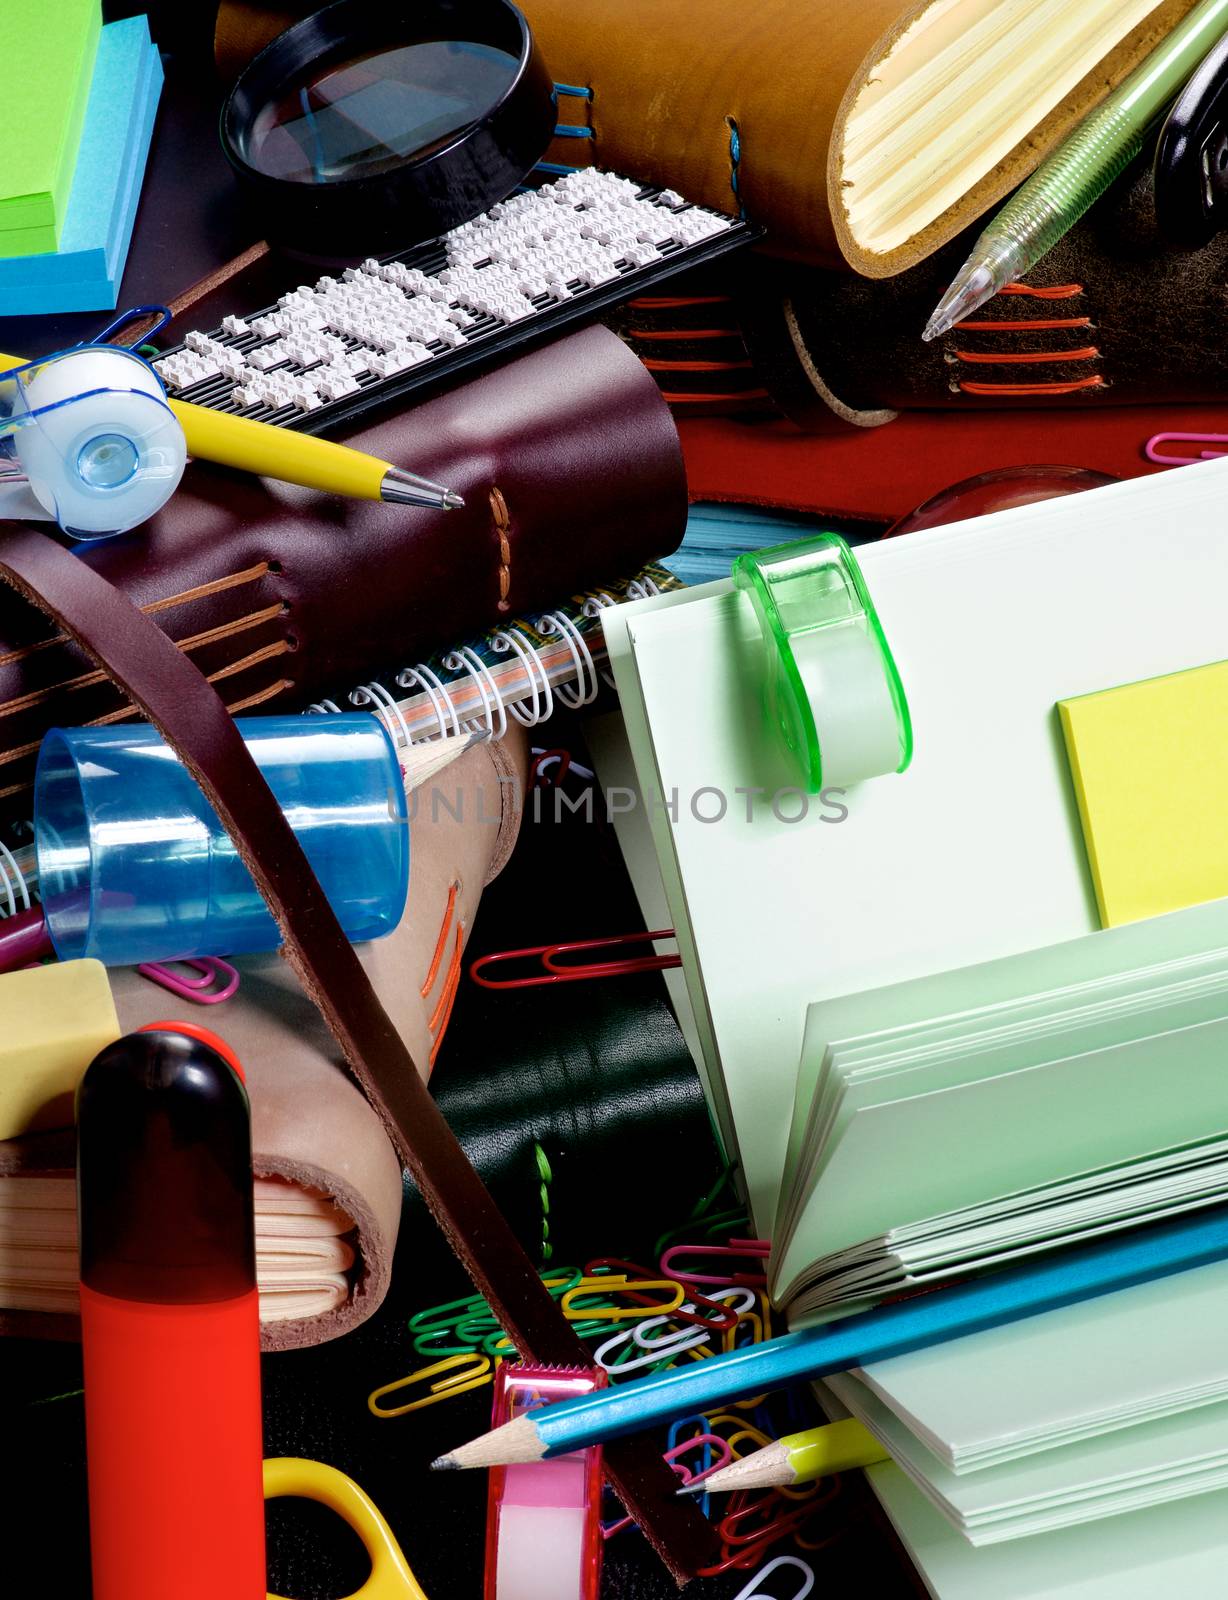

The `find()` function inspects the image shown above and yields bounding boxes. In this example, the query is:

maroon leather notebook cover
[0,323,686,816]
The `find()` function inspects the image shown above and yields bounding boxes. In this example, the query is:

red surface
[80,1285,265,1600]
[676,406,1228,523]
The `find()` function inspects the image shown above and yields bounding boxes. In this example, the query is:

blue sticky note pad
[0,18,162,313]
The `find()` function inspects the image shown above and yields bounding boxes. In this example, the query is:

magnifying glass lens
[244,40,522,184]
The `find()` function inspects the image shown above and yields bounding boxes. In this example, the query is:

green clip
[733,533,912,794]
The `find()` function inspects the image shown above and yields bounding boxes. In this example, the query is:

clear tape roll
[792,623,903,786]
[6,347,185,538]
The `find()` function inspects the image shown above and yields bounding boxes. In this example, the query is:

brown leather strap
[0,525,716,1581]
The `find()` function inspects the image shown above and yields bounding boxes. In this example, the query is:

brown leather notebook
[521,0,1199,274]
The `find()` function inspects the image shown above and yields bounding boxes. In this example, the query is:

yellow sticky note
[1059,659,1228,928]
[0,959,119,1138]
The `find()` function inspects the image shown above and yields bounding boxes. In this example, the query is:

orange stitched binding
[998,283,1084,299]
[0,603,287,720]
[959,317,1092,332]
[421,881,459,998]
[642,359,754,372]
[958,376,1106,396]
[661,389,771,403]
[954,346,1100,365]
[0,561,274,669]
[627,327,742,341]
[490,487,512,613]
[628,296,732,309]
[428,925,464,1040]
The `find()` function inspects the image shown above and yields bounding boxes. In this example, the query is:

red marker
[77,1023,265,1600]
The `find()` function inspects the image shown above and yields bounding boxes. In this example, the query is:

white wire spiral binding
[579,593,621,690]
[307,594,627,745]
[349,679,414,750]
[625,576,661,601]
[395,663,461,741]
[440,645,508,742]
[306,698,343,714]
[0,835,31,918]
[539,609,600,708]
[490,627,554,728]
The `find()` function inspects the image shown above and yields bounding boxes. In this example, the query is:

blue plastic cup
[34,714,409,966]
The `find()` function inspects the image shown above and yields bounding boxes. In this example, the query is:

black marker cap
[76,1028,256,1304]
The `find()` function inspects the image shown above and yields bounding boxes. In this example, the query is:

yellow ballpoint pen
[0,348,463,511]
[682,1418,890,1494]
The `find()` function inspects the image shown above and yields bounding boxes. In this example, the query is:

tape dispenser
[0,308,185,541]
[733,533,912,794]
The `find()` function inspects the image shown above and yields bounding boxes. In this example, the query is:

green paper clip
[732,533,912,794]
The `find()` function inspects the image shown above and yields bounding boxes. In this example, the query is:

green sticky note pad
[1059,658,1228,927]
[0,0,101,251]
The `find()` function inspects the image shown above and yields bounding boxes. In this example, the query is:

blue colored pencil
[433,1205,1228,1467]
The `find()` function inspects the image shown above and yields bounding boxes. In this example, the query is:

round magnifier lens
[242,41,522,184]
[220,0,556,254]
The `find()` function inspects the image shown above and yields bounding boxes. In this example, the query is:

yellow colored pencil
[684,1418,889,1494]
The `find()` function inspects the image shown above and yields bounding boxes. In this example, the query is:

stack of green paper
[771,896,1228,1319]
[0,0,101,257]
[809,1260,1228,1581]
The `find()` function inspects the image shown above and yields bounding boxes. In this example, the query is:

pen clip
[88,304,173,350]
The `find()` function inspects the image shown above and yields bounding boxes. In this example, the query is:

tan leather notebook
[522,0,1200,274]
[0,731,528,1351]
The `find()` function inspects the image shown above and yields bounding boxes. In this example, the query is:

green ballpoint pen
[923,0,1228,341]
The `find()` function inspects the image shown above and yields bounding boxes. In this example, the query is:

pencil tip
[443,489,465,510]
[430,1455,460,1471]
[675,1481,705,1496]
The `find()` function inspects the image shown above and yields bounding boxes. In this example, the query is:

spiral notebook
[0,563,679,910]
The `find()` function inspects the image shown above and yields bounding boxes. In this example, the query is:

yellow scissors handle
[264,1458,429,1600]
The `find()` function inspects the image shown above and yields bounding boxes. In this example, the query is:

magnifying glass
[220,0,557,254]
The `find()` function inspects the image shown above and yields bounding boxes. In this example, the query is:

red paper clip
[470,930,680,989]
[660,1240,771,1288]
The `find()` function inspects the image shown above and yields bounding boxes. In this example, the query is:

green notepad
[0,0,101,255]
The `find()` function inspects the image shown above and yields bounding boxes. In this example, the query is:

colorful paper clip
[470,929,681,988]
[660,1239,770,1287]
[730,1555,815,1600]
[138,956,240,1004]
[601,1432,732,1537]
[1144,431,1228,464]
[367,1352,494,1418]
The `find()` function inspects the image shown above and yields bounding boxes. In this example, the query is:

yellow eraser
[0,959,120,1138]
[1059,658,1228,928]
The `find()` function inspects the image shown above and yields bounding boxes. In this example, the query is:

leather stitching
[490,487,512,613]
[0,603,287,719]
[0,561,273,669]
[420,880,460,999]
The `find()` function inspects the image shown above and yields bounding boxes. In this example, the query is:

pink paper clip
[137,957,240,1005]
[1144,431,1228,465]
[602,1433,733,1537]
[659,1240,771,1288]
